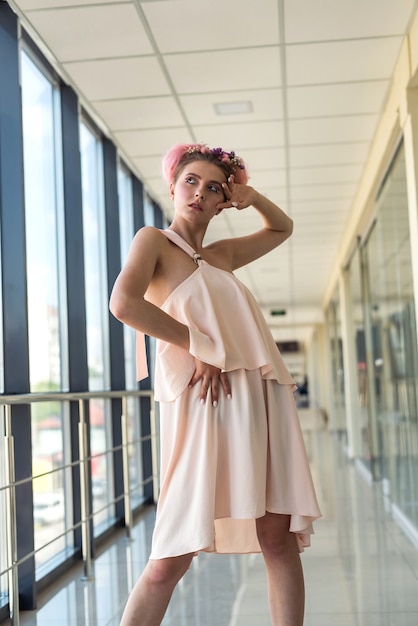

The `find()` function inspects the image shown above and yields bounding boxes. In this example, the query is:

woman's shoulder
[132,226,171,250]
[134,225,165,241]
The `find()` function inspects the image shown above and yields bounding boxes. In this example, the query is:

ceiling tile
[291,183,356,201]
[289,143,370,167]
[164,48,281,93]
[291,200,352,217]
[63,56,171,100]
[115,126,193,158]
[240,148,286,173]
[93,96,184,130]
[17,0,121,8]
[290,164,363,186]
[286,37,403,85]
[179,88,283,125]
[287,81,388,118]
[192,121,285,151]
[22,5,152,61]
[285,0,416,42]
[250,169,287,189]
[142,0,280,53]
[131,155,165,180]
[288,114,379,145]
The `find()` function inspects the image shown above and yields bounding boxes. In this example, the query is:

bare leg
[256,512,305,626]
[119,553,194,626]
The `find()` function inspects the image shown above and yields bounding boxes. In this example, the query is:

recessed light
[214,101,253,115]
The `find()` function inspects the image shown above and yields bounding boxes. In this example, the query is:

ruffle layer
[153,264,295,401]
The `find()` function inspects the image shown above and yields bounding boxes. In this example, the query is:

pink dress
[146,229,321,559]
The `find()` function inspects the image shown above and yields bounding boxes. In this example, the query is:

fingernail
[212,400,218,408]
[200,398,205,405]
[227,394,232,400]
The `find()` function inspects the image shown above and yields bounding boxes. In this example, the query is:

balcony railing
[0,389,156,626]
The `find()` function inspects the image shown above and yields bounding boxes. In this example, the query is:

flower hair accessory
[187,145,246,172]
[162,142,249,185]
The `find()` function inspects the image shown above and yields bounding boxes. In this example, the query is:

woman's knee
[145,554,193,586]
[256,513,295,556]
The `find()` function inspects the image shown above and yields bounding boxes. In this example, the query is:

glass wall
[80,122,114,534]
[21,50,74,576]
[326,294,346,434]
[349,249,371,464]
[363,143,418,527]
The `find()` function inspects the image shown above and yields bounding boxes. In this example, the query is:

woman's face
[170,160,227,222]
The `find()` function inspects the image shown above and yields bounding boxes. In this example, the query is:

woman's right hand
[189,359,231,407]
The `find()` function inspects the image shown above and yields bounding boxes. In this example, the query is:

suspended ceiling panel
[9,0,417,343]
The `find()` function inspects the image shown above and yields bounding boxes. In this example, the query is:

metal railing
[1,389,157,626]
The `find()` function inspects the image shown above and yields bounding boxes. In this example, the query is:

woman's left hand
[217,175,257,212]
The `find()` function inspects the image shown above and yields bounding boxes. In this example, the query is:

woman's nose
[195,189,205,200]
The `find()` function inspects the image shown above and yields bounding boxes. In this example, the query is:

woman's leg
[256,512,305,626]
[119,553,194,626]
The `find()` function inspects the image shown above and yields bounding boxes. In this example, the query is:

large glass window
[21,51,73,576]
[80,122,114,534]
[0,255,3,394]
[0,422,7,607]
[118,164,136,390]
[21,51,66,394]
[117,164,144,507]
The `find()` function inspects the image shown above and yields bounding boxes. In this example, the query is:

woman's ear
[169,182,175,200]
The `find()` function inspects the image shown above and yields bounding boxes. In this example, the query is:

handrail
[0,389,153,403]
[1,388,156,626]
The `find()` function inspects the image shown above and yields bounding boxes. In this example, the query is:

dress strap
[162,229,203,265]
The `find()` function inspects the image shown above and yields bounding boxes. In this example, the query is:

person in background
[110,143,321,626]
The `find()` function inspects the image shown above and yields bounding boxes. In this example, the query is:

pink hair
[162,143,249,186]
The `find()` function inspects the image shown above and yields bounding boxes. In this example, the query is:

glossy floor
[15,426,418,625]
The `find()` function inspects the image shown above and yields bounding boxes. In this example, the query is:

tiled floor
[13,421,418,625]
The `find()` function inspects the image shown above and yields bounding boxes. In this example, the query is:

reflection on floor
[15,413,418,625]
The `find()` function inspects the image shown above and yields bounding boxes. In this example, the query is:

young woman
[110,143,321,626]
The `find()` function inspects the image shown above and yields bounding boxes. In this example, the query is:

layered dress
[138,229,321,559]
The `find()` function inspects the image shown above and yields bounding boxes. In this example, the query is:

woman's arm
[109,226,231,404]
[210,178,293,271]
[109,227,190,350]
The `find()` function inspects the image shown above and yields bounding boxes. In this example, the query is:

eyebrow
[185,171,224,185]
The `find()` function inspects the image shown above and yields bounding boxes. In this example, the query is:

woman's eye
[208,184,221,193]
[185,176,196,184]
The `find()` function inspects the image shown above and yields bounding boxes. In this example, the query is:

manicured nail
[227,394,232,400]
[200,398,205,405]
[212,400,218,408]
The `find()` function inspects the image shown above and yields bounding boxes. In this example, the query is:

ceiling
[8,0,418,344]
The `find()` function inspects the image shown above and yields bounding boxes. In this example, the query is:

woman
[110,143,321,626]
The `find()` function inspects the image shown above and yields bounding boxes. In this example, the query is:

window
[21,50,67,394]
[21,49,73,576]
[118,164,144,506]
[80,121,114,533]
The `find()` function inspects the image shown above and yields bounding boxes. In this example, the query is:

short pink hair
[162,143,249,186]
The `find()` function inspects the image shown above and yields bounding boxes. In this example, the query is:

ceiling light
[214,101,253,115]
